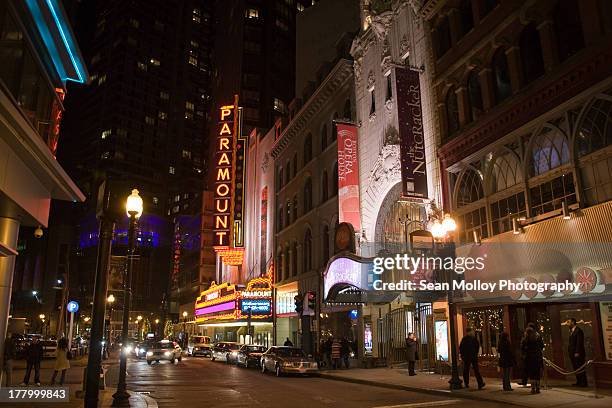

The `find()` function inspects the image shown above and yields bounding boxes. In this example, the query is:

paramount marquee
[213,96,246,265]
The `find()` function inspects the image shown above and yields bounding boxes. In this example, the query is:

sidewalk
[319,367,611,408]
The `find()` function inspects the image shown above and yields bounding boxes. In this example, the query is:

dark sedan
[235,345,267,368]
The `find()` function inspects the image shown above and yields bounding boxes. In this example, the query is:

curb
[319,373,525,407]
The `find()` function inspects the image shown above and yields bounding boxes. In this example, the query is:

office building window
[169,166,175,174]
[245,8,259,19]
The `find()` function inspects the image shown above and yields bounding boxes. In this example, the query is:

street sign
[67,301,79,313]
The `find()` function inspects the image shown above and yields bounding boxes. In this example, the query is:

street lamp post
[432,215,462,390]
[106,294,115,357]
[113,189,143,406]
[154,318,159,338]
[136,315,143,341]
[182,311,188,349]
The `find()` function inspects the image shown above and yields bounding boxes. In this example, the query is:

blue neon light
[44,0,85,83]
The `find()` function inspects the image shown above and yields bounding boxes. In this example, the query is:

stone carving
[368,144,401,186]
[399,34,410,59]
[383,126,399,145]
[380,38,393,73]
[367,70,376,89]
[371,11,394,41]
[261,152,270,172]
[354,57,363,85]
[408,0,423,16]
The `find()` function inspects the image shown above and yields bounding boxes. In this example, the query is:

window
[245,8,259,19]
[321,125,327,151]
[293,153,298,176]
[286,201,292,225]
[519,24,544,85]
[458,207,488,244]
[278,206,284,231]
[490,192,526,235]
[456,168,484,207]
[554,0,584,61]
[530,174,576,216]
[193,8,201,23]
[446,87,460,136]
[434,17,452,58]
[185,101,195,111]
[277,166,283,190]
[292,241,298,276]
[116,128,127,137]
[333,163,338,194]
[490,151,522,193]
[137,61,147,71]
[285,161,291,183]
[190,40,199,48]
[303,178,313,213]
[129,18,139,28]
[303,134,313,164]
[464,307,504,356]
[182,150,191,159]
[343,99,352,120]
[150,58,160,66]
[492,48,511,104]
[292,196,298,221]
[98,74,106,85]
[369,89,376,116]
[101,129,111,139]
[174,194,181,203]
[153,197,159,205]
[322,225,330,263]
[385,74,393,101]
[467,70,483,122]
[158,111,167,120]
[530,127,570,176]
[188,56,198,66]
[576,97,612,158]
[303,229,312,272]
[169,166,175,174]
[297,3,305,11]
[160,91,170,100]
[145,116,155,125]
[459,0,474,37]
[321,171,329,202]
[274,97,287,113]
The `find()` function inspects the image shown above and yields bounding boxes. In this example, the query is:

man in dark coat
[3,335,17,386]
[283,337,293,347]
[459,328,485,389]
[20,337,44,386]
[568,318,588,387]
[406,333,418,376]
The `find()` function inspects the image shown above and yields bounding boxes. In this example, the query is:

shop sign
[213,102,236,249]
[336,122,361,230]
[241,299,271,314]
[395,67,428,199]
[434,320,449,361]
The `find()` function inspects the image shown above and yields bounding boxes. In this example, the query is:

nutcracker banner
[395,67,428,199]
[336,122,361,230]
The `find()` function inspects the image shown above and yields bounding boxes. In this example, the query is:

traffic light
[294,294,303,315]
[307,292,316,311]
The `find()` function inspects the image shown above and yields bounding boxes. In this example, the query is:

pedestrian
[459,327,485,389]
[331,338,341,369]
[3,334,17,387]
[324,338,333,368]
[50,338,70,386]
[341,338,350,369]
[283,337,293,347]
[522,327,544,394]
[498,332,514,391]
[20,337,43,386]
[568,318,588,387]
[406,332,418,376]
[518,322,537,387]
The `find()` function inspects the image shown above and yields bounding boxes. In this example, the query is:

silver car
[146,341,182,364]
[260,346,318,377]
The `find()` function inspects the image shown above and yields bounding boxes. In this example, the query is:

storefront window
[464,306,504,356]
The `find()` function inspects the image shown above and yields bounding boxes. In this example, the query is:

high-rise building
[55,0,214,319]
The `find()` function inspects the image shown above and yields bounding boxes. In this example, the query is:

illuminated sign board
[240,299,271,314]
[213,101,236,249]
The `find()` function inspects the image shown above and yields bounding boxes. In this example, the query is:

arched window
[554,0,584,61]
[577,96,612,157]
[293,153,298,176]
[278,206,284,231]
[303,178,312,213]
[322,225,330,264]
[276,166,283,191]
[285,161,291,182]
[304,133,313,164]
[519,23,544,85]
[456,168,484,207]
[284,246,290,278]
[321,124,327,151]
[530,126,570,176]
[446,87,460,136]
[490,151,523,193]
[292,241,298,276]
[303,228,312,272]
[434,17,451,58]
[276,252,283,282]
[332,162,338,194]
[332,112,339,141]
[492,48,511,103]
[321,170,329,202]
[467,70,483,121]
[459,0,474,37]
[292,195,298,221]
[286,200,292,225]
[343,99,352,120]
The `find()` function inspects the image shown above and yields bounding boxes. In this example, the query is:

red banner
[336,123,361,230]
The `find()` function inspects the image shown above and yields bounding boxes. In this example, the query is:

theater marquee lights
[213,95,246,266]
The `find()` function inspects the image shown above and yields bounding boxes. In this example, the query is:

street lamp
[113,189,143,406]
[106,294,115,348]
[136,315,143,340]
[432,213,462,390]
[182,311,188,349]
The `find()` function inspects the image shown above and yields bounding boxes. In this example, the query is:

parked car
[210,342,241,362]
[188,335,212,357]
[146,340,182,365]
[40,339,57,359]
[260,347,318,377]
[236,345,267,368]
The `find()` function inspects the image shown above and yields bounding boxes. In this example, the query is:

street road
[115,356,507,408]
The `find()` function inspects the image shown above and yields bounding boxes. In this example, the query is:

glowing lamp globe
[431,220,446,239]
[126,189,144,218]
[442,214,457,232]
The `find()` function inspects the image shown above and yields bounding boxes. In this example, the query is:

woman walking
[498,332,515,391]
[522,327,544,394]
[50,338,70,386]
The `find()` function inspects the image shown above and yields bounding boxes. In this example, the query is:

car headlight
[283,362,293,367]
[164,351,171,357]
[146,351,153,356]
[231,351,238,356]
[124,346,133,354]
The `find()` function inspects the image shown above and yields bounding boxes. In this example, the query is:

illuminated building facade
[426,0,612,386]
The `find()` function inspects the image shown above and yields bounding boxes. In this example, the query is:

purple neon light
[195,300,235,316]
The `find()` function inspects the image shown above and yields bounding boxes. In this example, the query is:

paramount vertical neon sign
[214,101,237,249]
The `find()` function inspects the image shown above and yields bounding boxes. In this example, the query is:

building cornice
[271,59,353,159]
